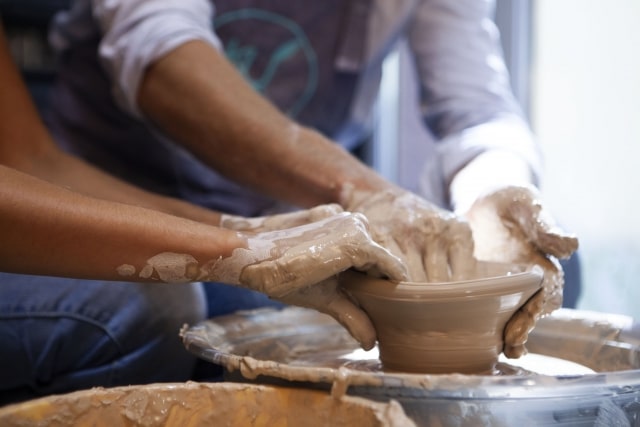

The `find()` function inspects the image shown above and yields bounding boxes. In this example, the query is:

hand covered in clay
[344,188,476,282]
[209,211,408,350]
[220,204,344,232]
[464,185,579,358]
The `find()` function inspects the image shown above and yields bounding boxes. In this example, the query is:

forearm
[0,22,221,226]
[0,165,244,282]
[15,146,224,226]
[138,40,393,208]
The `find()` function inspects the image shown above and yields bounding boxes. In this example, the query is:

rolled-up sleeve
[409,0,542,191]
[92,0,221,117]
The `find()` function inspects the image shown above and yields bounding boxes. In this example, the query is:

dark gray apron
[213,0,370,137]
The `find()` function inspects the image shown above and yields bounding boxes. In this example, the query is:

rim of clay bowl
[340,262,544,302]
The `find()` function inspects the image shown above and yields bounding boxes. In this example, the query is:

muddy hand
[220,204,343,232]
[277,276,380,350]
[207,211,408,349]
[465,184,579,358]
[344,188,476,282]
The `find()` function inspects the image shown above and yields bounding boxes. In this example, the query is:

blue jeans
[0,274,284,406]
[202,282,285,317]
[0,274,206,406]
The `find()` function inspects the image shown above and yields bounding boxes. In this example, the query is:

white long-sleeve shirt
[47,0,541,214]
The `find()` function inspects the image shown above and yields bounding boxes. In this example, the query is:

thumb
[505,198,577,259]
[323,289,377,350]
[479,186,578,259]
[503,287,545,358]
[277,279,377,350]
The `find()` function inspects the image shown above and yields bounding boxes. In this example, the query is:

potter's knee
[106,282,207,377]
[0,278,206,402]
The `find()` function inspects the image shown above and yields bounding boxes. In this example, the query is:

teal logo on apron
[214,9,318,117]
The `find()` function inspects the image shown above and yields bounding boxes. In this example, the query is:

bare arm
[0,25,222,226]
[0,23,243,281]
[138,40,393,208]
[13,145,224,226]
[0,164,243,281]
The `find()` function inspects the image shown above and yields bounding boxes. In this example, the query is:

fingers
[348,213,408,281]
[308,204,344,220]
[239,213,408,296]
[324,289,377,350]
[277,279,377,350]
[404,241,429,282]
[241,236,407,296]
[444,219,476,282]
[221,204,344,232]
[513,213,578,260]
[498,186,578,259]
[503,288,545,358]
[504,343,527,359]
[262,204,345,231]
[356,242,409,282]
[529,223,579,260]
[326,292,376,350]
[519,211,578,258]
[424,238,449,282]
[532,256,564,315]
[421,218,476,283]
[240,244,352,296]
[448,234,477,282]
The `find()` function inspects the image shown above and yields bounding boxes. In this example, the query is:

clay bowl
[339,262,543,374]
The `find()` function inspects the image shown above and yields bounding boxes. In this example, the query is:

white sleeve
[408,0,542,207]
[91,0,221,117]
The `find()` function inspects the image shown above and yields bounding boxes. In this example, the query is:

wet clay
[220,204,344,231]
[465,185,579,358]
[116,252,204,283]
[235,213,406,295]
[0,382,416,427]
[117,212,405,293]
[115,207,405,287]
[341,187,477,283]
[339,266,543,373]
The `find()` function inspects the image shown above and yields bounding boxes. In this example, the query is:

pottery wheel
[181,306,595,397]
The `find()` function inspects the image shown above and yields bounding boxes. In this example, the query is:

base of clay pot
[378,341,500,374]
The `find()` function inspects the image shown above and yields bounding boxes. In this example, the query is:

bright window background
[532,1,640,318]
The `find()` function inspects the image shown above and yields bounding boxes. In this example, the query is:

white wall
[532,0,640,317]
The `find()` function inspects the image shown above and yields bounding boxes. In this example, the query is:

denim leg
[0,273,206,405]
[203,282,285,318]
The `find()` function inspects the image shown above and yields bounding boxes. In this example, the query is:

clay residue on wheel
[0,382,416,427]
